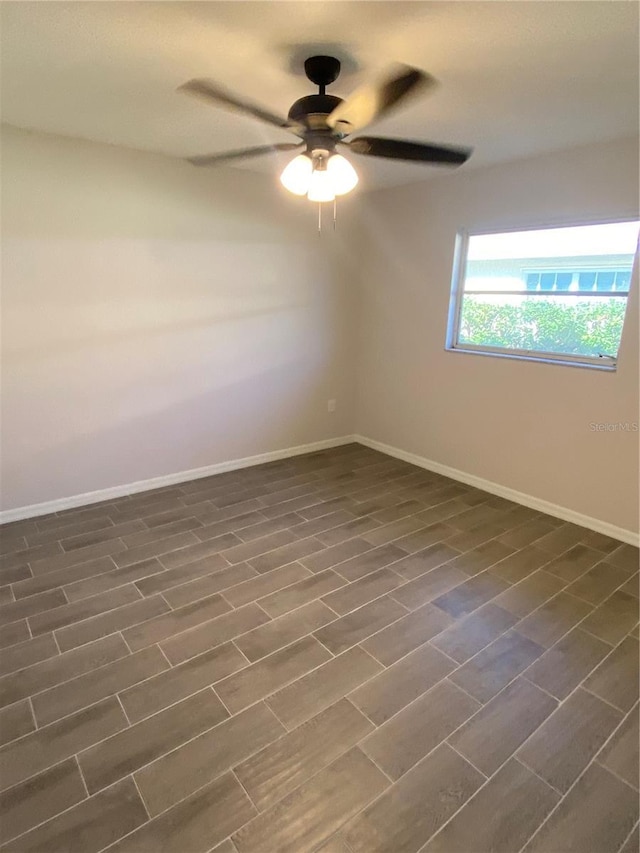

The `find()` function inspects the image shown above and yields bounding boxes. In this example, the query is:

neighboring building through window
[446,220,640,368]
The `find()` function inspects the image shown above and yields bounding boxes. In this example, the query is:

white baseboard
[0,436,356,524]
[4,432,638,547]
[354,434,639,547]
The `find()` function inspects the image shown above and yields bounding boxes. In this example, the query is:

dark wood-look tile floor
[0,444,638,853]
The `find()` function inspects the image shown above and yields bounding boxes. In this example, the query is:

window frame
[445,217,639,371]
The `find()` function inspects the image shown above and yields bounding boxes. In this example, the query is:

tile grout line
[616,821,639,853]
[129,772,152,821]
[74,754,92,800]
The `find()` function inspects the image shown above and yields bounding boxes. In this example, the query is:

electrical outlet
[327,399,337,413]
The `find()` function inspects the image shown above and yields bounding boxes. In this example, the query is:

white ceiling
[1,1,638,189]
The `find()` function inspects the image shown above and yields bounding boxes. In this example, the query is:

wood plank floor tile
[605,544,640,574]
[391,564,470,610]
[235,699,373,812]
[422,758,559,853]
[160,603,270,665]
[446,540,516,578]
[541,544,605,582]
[257,570,346,618]
[449,677,558,775]
[135,702,284,816]
[120,641,247,722]
[448,630,544,703]
[314,516,382,546]
[322,568,403,615]
[159,563,257,608]
[134,553,230,596]
[342,743,483,853]
[59,520,145,552]
[331,544,408,582]
[62,557,164,602]
[0,590,67,627]
[0,777,147,853]
[31,646,169,726]
[232,748,388,853]
[299,538,373,573]
[0,619,31,649]
[361,602,454,666]
[580,591,639,646]
[215,636,331,714]
[431,571,510,619]
[389,522,458,555]
[390,543,461,582]
[28,585,142,636]
[12,556,119,600]
[222,562,312,608]
[0,759,86,845]
[221,530,297,566]
[0,634,128,708]
[583,636,639,712]
[122,593,231,651]
[497,519,556,549]
[266,647,383,730]
[533,524,587,556]
[566,562,631,605]
[491,570,566,619]
[522,763,638,853]
[0,633,58,677]
[596,704,639,789]
[235,600,335,662]
[430,602,517,663]
[245,537,327,574]
[78,689,228,794]
[313,596,408,655]
[55,594,170,651]
[110,771,257,853]
[598,705,640,789]
[0,701,35,746]
[515,592,593,648]
[0,697,128,792]
[361,515,429,547]
[517,688,623,793]
[360,680,480,780]
[524,627,612,700]
[29,540,127,577]
[349,642,454,725]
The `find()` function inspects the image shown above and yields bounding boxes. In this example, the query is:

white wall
[1,126,356,510]
[3,126,638,536]
[353,137,640,534]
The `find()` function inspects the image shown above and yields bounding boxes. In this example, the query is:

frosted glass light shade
[307,169,336,202]
[280,155,312,195]
[327,154,359,195]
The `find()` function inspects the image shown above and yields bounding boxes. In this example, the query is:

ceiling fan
[179,55,472,202]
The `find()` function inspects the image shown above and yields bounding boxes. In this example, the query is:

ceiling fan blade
[346,136,472,165]
[179,79,302,134]
[186,143,303,167]
[327,65,435,134]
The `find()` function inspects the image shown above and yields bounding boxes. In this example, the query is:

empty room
[0,2,638,851]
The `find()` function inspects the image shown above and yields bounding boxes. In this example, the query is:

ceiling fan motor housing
[288,93,343,129]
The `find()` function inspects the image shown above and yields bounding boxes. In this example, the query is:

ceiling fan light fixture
[280,153,313,195]
[280,150,358,201]
[307,167,336,202]
[326,154,359,195]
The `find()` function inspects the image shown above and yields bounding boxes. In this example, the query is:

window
[446,220,639,369]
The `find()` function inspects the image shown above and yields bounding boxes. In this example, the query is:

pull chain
[333,198,337,231]
[318,203,322,233]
